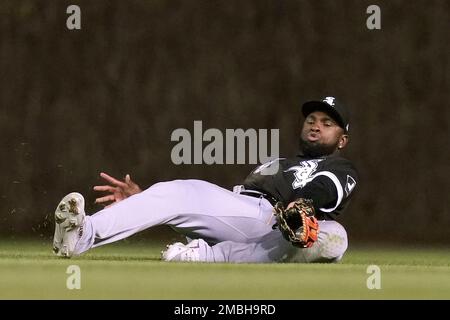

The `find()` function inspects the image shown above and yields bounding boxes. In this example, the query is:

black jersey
[242,154,358,220]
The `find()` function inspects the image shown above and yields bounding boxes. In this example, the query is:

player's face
[299,111,348,157]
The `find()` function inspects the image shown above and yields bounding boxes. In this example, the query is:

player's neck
[297,149,339,159]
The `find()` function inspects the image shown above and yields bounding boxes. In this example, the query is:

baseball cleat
[161,240,200,262]
[53,192,85,258]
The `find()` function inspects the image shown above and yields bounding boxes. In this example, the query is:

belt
[233,185,279,206]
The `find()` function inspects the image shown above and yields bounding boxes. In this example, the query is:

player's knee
[317,221,348,262]
[320,240,347,262]
[291,223,348,263]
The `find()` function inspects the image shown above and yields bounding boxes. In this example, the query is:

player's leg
[289,220,348,263]
[220,221,348,263]
[162,232,294,263]
[55,179,275,256]
[162,220,348,263]
[202,232,296,263]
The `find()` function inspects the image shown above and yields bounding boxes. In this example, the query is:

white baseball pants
[74,180,348,263]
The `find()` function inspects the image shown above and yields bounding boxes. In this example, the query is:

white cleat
[161,240,201,262]
[53,192,86,258]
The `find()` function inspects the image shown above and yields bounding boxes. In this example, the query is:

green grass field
[0,239,449,299]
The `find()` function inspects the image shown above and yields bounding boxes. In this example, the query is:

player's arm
[288,176,338,211]
[93,172,142,206]
[289,163,358,213]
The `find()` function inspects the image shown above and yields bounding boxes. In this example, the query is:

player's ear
[338,134,349,150]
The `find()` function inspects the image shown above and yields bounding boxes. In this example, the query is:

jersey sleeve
[292,158,358,213]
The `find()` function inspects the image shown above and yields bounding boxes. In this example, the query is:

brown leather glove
[273,198,319,248]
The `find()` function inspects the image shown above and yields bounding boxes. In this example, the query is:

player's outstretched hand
[93,172,142,207]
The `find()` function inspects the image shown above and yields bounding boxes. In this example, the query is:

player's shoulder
[319,154,359,178]
[285,154,354,167]
[321,154,355,167]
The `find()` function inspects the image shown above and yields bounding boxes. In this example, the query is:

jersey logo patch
[285,160,323,189]
[345,175,356,196]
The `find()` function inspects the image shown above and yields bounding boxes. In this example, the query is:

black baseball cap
[302,96,350,133]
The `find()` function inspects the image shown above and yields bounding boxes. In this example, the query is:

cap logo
[323,96,335,106]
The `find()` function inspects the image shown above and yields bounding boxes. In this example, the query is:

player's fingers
[125,174,140,189]
[93,185,116,192]
[95,195,116,203]
[100,172,127,187]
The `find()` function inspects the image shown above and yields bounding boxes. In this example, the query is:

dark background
[1,0,448,244]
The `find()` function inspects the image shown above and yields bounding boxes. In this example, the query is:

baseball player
[53,96,358,263]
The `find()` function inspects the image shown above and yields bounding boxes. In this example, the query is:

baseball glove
[273,198,319,248]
